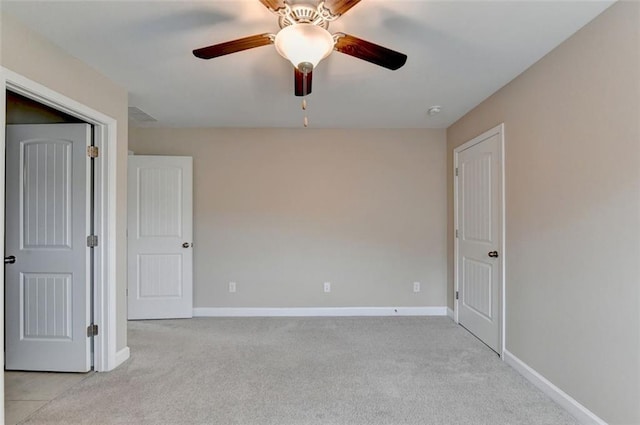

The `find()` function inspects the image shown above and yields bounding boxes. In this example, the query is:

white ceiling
[3,0,613,128]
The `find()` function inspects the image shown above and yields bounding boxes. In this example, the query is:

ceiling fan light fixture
[274,23,335,70]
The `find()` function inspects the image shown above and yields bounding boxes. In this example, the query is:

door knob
[4,255,16,264]
[182,242,192,248]
[488,251,499,258]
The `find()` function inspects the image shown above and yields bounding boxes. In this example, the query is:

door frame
[453,123,506,357]
[1,67,118,373]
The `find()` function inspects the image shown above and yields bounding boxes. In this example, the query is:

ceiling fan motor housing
[278,3,337,29]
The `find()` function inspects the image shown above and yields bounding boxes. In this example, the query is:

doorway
[1,68,120,381]
[454,123,505,355]
[2,69,120,423]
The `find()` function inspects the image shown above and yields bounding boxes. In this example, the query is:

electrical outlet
[324,282,331,293]
[229,282,236,293]
[413,282,421,293]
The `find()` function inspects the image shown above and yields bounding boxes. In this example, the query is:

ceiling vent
[128,106,157,123]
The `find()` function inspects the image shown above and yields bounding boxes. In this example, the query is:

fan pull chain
[302,97,308,127]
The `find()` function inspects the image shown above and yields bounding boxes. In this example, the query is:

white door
[5,123,93,372]
[455,125,504,354]
[127,156,193,319]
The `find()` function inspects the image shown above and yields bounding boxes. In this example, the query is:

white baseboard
[114,346,130,368]
[193,306,448,318]
[503,350,607,425]
[447,307,454,320]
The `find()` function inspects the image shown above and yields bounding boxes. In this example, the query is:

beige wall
[1,13,130,351]
[130,128,447,308]
[447,2,640,424]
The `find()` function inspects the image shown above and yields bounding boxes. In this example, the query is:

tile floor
[5,371,91,425]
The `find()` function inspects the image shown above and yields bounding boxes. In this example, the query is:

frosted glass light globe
[274,24,335,70]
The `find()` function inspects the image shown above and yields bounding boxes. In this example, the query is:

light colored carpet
[22,317,578,424]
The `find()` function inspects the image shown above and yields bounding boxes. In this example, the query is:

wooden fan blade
[258,0,287,13]
[334,33,407,70]
[294,68,313,97]
[322,0,361,17]
[193,34,273,59]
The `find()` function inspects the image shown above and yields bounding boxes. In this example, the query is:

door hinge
[87,235,98,247]
[455,167,459,177]
[87,146,99,158]
[456,291,459,300]
[87,324,99,337]
[455,229,459,238]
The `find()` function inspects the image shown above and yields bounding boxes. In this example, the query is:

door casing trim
[453,123,506,357]
[1,66,119,373]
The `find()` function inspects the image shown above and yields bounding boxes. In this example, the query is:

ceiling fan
[193,0,407,97]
